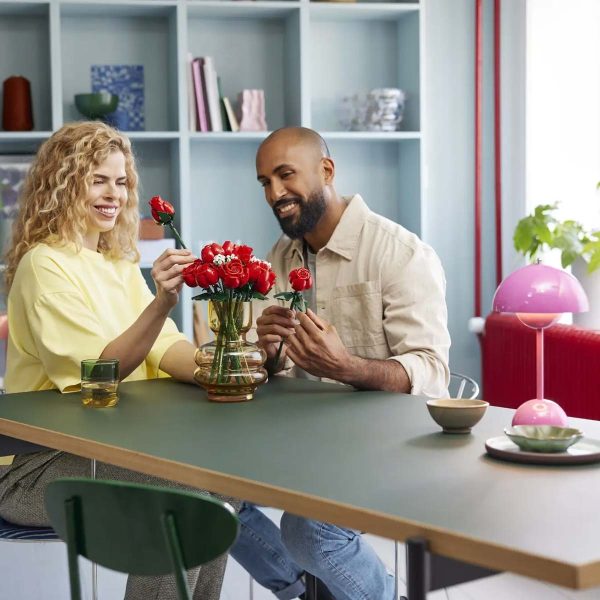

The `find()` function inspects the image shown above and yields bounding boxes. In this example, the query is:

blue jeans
[230,503,306,600]
[281,513,396,600]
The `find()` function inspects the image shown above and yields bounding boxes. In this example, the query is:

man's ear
[320,157,335,184]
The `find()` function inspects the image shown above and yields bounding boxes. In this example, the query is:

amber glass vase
[194,299,267,402]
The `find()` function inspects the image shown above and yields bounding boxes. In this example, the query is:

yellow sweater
[6,243,186,393]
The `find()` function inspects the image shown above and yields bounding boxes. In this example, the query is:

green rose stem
[166,222,187,250]
[154,209,187,250]
[209,292,252,385]
[273,293,306,369]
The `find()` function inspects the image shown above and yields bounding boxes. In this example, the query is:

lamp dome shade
[492,263,589,314]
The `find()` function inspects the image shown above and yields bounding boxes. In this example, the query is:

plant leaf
[250,291,268,301]
[274,292,296,301]
[191,291,229,302]
[583,237,600,273]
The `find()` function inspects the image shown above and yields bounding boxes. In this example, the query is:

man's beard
[273,190,327,239]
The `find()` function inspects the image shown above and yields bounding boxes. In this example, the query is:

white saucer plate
[485,436,600,465]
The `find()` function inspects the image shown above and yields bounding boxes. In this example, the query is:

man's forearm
[336,355,411,392]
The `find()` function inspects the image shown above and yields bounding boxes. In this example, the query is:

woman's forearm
[100,298,171,379]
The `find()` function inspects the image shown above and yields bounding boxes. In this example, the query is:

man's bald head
[257,127,330,162]
[256,127,336,241]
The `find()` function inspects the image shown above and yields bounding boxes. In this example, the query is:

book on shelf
[222,97,239,132]
[186,53,197,131]
[202,56,223,132]
[217,77,230,132]
[191,57,209,132]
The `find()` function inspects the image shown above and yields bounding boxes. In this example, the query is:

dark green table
[1,376,600,591]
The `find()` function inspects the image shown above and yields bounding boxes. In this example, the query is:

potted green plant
[513,202,600,328]
[513,203,600,272]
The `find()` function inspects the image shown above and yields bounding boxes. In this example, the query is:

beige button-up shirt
[263,194,451,398]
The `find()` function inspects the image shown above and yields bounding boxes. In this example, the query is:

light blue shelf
[189,132,269,142]
[187,1,301,19]
[0,0,424,339]
[309,2,419,21]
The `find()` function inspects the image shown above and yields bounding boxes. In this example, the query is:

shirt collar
[283,194,369,262]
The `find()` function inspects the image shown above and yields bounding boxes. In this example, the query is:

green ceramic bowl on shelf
[504,425,583,453]
[74,92,118,120]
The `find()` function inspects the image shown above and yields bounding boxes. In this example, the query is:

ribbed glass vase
[193,299,267,402]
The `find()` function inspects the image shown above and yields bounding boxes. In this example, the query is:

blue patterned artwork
[91,65,145,131]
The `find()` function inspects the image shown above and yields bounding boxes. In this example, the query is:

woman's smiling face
[83,150,128,250]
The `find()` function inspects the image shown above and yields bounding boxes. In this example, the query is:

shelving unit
[0,0,423,338]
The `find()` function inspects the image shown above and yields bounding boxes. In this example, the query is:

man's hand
[256,305,296,364]
[284,309,352,380]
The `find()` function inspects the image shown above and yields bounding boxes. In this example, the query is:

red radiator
[482,313,600,420]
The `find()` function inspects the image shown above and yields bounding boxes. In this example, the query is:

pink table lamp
[492,262,589,426]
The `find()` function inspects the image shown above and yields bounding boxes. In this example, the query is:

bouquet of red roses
[182,242,276,400]
[182,241,276,301]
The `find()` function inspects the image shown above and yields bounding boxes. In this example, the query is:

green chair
[44,478,239,600]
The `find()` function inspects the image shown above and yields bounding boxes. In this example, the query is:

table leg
[91,459,98,600]
[394,541,400,600]
[404,537,429,600]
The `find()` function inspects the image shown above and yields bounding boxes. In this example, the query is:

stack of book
[188,54,239,132]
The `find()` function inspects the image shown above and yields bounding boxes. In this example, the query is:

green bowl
[504,425,583,453]
[74,93,118,120]
[426,398,489,434]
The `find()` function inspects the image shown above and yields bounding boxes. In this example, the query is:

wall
[423,0,526,388]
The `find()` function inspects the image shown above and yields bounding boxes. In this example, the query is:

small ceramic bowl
[75,92,118,120]
[504,425,583,453]
[426,399,489,434]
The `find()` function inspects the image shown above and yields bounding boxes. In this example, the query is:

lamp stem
[536,327,544,400]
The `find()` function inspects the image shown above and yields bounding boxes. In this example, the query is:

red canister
[2,76,34,131]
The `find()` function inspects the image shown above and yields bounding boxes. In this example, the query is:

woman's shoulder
[12,243,87,296]
[17,243,75,272]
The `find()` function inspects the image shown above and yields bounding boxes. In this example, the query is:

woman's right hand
[256,305,297,362]
[151,248,196,313]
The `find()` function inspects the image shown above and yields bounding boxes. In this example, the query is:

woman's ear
[320,157,335,184]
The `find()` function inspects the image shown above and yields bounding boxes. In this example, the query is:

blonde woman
[0,121,233,600]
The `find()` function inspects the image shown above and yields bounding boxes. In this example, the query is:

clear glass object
[81,358,119,408]
[194,300,267,402]
[338,88,406,132]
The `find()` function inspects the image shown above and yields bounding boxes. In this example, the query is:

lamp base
[512,399,568,427]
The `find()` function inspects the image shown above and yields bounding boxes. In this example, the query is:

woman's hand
[151,248,196,312]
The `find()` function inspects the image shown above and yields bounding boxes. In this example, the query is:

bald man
[231,127,450,600]
[256,126,450,393]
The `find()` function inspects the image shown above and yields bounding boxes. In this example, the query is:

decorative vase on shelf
[237,89,267,132]
[2,76,33,131]
[194,299,267,402]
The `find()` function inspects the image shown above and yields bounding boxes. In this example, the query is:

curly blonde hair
[4,121,140,291]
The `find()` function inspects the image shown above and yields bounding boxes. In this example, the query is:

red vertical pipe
[474,0,483,317]
[494,0,503,285]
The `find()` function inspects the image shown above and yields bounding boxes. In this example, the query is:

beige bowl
[426,398,489,434]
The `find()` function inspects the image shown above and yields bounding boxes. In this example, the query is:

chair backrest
[449,372,480,399]
[45,478,239,600]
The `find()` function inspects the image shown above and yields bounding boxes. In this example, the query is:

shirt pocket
[330,281,387,350]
